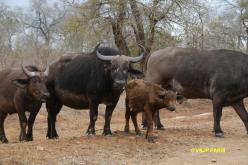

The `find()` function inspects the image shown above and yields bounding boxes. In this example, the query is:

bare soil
[0,94,247,165]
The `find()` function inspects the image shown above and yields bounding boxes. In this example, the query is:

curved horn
[128,44,145,63]
[94,42,103,52]
[22,64,37,77]
[96,43,116,61]
[44,65,49,76]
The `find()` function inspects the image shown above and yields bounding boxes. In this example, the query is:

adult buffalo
[46,43,145,138]
[0,65,49,143]
[145,47,248,137]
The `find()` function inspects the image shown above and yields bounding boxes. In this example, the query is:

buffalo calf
[124,79,178,142]
[0,65,49,143]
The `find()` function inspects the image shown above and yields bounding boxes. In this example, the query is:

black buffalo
[46,43,144,138]
[145,47,248,137]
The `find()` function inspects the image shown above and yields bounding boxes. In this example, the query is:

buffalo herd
[1,43,248,143]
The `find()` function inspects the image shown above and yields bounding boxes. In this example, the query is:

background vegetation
[0,0,248,69]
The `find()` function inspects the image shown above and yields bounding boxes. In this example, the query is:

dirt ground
[0,94,247,165]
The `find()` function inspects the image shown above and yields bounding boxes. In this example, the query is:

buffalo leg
[232,100,248,134]
[153,111,157,127]
[103,102,118,136]
[143,110,164,130]
[46,101,62,139]
[212,98,224,137]
[17,111,28,142]
[27,109,39,141]
[124,101,131,134]
[142,112,148,130]
[145,108,155,142]
[156,110,165,130]
[87,103,99,135]
[0,112,8,143]
[131,112,141,135]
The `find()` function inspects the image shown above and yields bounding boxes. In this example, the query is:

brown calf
[124,79,179,142]
[0,65,49,143]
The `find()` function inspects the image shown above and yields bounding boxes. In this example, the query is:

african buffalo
[0,65,49,143]
[125,79,179,142]
[46,43,145,138]
[145,47,248,137]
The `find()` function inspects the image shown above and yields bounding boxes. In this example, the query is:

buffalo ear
[129,68,144,78]
[128,65,144,78]
[12,79,29,88]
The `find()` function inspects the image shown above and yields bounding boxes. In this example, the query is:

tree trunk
[246,27,248,53]
[144,19,157,70]
[129,0,145,46]
[129,0,146,71]
[111,1,130,56]
[111,21,130,56]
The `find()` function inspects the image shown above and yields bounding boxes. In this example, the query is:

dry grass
[0,95,248,165]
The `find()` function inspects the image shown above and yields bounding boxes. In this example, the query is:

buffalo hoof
[147,136,156,143]
[87,133,96,136]
[124,126,129,134]
[0,136,8,143]
[136,131,142,136]
[157,123,165,130]
[102,131,112,137]
[142,126,147,130]
[124,130,129,135]
[104,133,112,137]
[46,131,59,139]
[47,136,59,139]
[46,134,59,139]
[157,126,165,130]
[19,135,28,142]
[26,136,33,141]
[215,132,224,138]
[26,133,33,141]
[19,138,27,143]
[87,130,96,136]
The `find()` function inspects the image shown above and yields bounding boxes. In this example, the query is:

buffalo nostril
[43,92,50,98]
[113,80,127,89]
[115,79,126,85]
[170,106,176,111]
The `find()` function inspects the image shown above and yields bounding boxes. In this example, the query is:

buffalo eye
[111,65,118,71]
[113,68,118,72]
[158,94,164,99]
[32,77,41,83]
[123,63,129,70]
